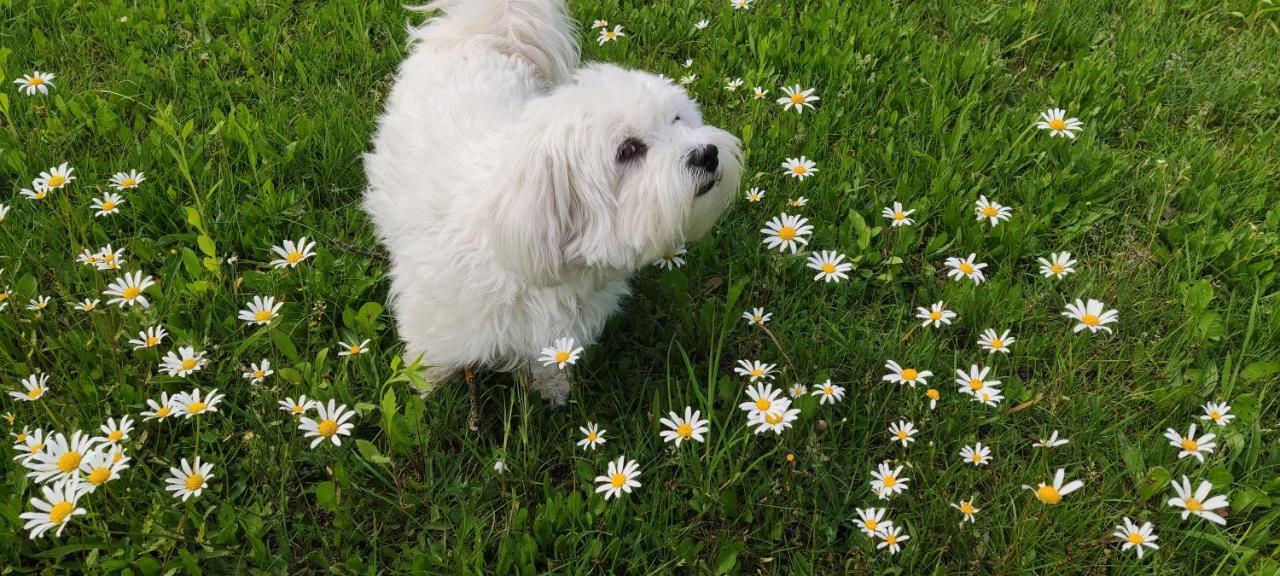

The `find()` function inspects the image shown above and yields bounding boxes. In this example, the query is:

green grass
[2,0,1279,573]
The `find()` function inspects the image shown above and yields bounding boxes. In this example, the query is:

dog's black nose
[688,145,719,173]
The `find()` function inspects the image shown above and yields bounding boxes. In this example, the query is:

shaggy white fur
[363,0,742,404]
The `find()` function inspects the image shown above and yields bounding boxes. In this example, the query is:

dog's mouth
[695,174,720,197]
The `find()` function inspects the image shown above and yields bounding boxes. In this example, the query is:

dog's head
[492,64,742,284]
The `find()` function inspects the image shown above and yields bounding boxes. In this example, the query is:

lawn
[2,0,1279,573]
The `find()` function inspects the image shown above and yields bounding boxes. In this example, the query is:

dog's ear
[490,130,578,286]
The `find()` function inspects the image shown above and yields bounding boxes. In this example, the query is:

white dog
[363,0,742,404]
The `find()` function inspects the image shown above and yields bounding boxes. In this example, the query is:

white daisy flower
[12,427,47,463]
[279,395,316,416]
[806,250,852,283]
[34,163,76,190]
[659,407,709,446]
[682,58,694,68]
[73,298,100,312]
[739,383,784,420]
[977,328,1015,354]
[916,301,956,328]
[0,203,9,222]
[170,388,225,419]
[243,359,273,383]
[299,399,356,448]
[141,392,176,421]
[19,477,89,539]
[781,156,817,180]
[973,388,1004,408]
[21,187,49,201]
[108,170,145,190]
[577,422,606,451]
[888,420,917,447]
[742,307,771,326]
[854,507,892,537]
[679,74,697,85]
[1200,401,1234,426]
[974,195,1011,227]
[538,337,583,369]
[748,399,800,435]
[9,373,50,402]
[810,380,845,404]
[955,364,1001,397]
[26,295,50,311]
[591,19,608,29]
[80,448,130,491]
[238,295,282,326]
[944,253,988,284]
[881,202,915,227]
[593,455,641,499]
[694,19,709,30]
[960,443,991,466]
[1038,252,1077,279]
[1163,424,1217,463]
[93,416,134,445]
[654,247,687,270]
[788,196,808,207]
[94,244,126,270]
[776,85,819,113]
[165,457,214,500]
[760,213,813,253]
[103,271,156,308]
[734,360,777,382]
[752,86,768,99]
[870,461,909,499]
[128,325,168,349]
[875,525,910,554]
[745,187,765,202]
[725,78,743,91]
[160,346,207,378]
[882,360,932,387]
[951,498,980,524]
[1062,298,1119,334]
[1033,430,1070,449]
[1113,517,1159,559]
[24,431,96,484]
[91,192,125,217]
[1168,475,1229,525]
[339,339,371,356]
[596,25,625,45]
[1035,108,1083,139]
[732,0,753,10]
[787,383,808,398]
[269,237,317,269]
[925,388,940,410]
[14,71,56,96]
[1023,468,1084,505]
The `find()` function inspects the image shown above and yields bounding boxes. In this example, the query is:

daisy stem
[757,324,799,384]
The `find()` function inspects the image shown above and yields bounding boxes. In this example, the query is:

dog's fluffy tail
[408,0,579,84]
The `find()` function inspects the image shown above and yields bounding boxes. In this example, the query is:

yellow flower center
[255,309,273,322]
[586,432,597,442]
[347,345,362,354]
[959,262,975,274]
[146,336,159,346]
[155,407,171,418]
[554,351,570,363]
[765,412,783,425]
[1180,438,1198,452]
[47,175,66,188]
[791,165,807,175]
[969,379,984,391]
[893,212,905,220]
[789,93,806,105]
[885,534,898,545]
[185,473,205,492]
[1081,314,1100,326]
[750,369,764,378]
[882,475,897,487]
[989,338,1003,349]
[16,432,27,442]
[101,200,116,211]
[755,398,771,412]
[1035,485,1062,505]
[27,387,44,399]
[30,443,45,453]
[0,293,7,301]
[960,502,975,515]
[107,430,123,442]
[676,423,693,438]
[57,450,82,473]
[30,77,45,86]
[610,473,627,488]
[1127,533,1145,545]
[253,370,265,379]
[821,263,835,274]
[896,430,908,440]
[982,206,998,217]
[823,386,833,395]
[87,467,111,485]
[864,518,878,531]
[926,389,939,400]
[1184,498,1203,512]
[1209,411,1221,421]
[121,178,136,187]
[112,451,123,463]
[186,401,206,414]
[48,501,74,525]
[286,251,304,263]
[291,405,304,414]
[971,454,983,462]
[900,368,918,381]
[317,419,338,437]
[929,311,942,321]
[777,226,796,240]
[1048,118,1067,131]
[1050,263,1065,274]
[181,358,198,371]
[122,286,141,300]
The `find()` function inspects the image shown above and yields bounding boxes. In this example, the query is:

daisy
[170,388,225,419]
[881,202,915,227]
[732,0,753,10]
[745,187,765,202]
[21,187,49,201]
[14,71,55,96]
[916,301,956,328]
[694,19,709,30]
[977,328,1015,353]
[725,78,742,91]
[1023,468,1084,505]
[591,19,608,29]
[788,196,808,207]
[1200,402,1234,426]
[94,245,126,270]
[577,422,606,451]
[594,456,641,499]
[654,246,687,270]
[1062,298,1119,334]
[973,388,1004,408]
[760,213,813,253]
[73,298,100,312]
[238,295,283,326]
[19,478,88,539]
[140,392,176,421]
[10,373,49,402]
[270,237,316,268]
[128,325,167,349]
[752,86,768,99]
[108,170,145,190]
[951,498,980,523]
[787,383,808,398]
[870,462,909,499]
[807,250,852,282]
[1035,108,1083,139]
[776,85,819,114]
[749,400,800,435]
[0,203,9,223]
[1114,517,1159,559]
[243,359,273,383]
[1168,476,1229,525]
[945,253,988,284]
[12,428,46,463]
[25,431,96,484]
[278,395,316,416]
[955,365,1001,397]
[742,307,771,326]
[679,74,697,85]
[103,271,156,308]
[596,25,625,45]
[91,192,125,217]
[538,337,583,369]
[1033,430,1070,449]
[739,383,785,420]
[682,58,694,68]
[34,163,75,190]
[1038,252,1077,279]
[781,157,817,180]
[734,360,777,382]
[888,420,917,447]
[960,443,991,466]
[974,195,1011,227]
[299,399,357,448]
[882,360,932,387]
[925,388,940,410]
[493,460,508,474]
[94,416,133,445]
[1163,424,1216,463]
[339,339,371,356]
[80,449,129,491]
[810,380,845,404]
[854,508,892,537]
[165,457,214,501]
[160,346,207,377]
[659,407,709,446]
[875,525,910,554]
[27,295,50,311]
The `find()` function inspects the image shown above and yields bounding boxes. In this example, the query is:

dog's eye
[616,137,648,163]
[673,115,681,124]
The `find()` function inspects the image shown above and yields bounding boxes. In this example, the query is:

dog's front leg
[528,362,572,407]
